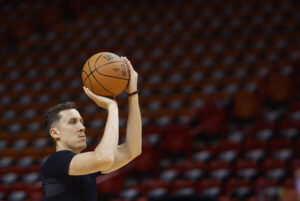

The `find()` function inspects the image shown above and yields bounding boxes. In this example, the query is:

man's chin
[79,143,87,152]
[73,143,87,153]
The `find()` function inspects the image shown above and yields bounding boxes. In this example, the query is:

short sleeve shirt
[41,150,99,201]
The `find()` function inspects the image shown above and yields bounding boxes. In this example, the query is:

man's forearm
[95,104,119,160]
[125,94,142,157]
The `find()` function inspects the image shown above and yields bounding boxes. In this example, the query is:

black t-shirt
[41,150,99,201]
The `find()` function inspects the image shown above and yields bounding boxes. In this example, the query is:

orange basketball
[82,52,130,97]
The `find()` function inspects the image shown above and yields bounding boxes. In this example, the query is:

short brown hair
[45,101,77,138]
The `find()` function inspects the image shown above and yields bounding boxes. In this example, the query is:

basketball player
[41,57,142,201]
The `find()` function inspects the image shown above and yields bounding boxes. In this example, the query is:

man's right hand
[83,86,117,110]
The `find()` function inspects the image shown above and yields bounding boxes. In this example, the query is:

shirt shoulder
[41,150,76,179]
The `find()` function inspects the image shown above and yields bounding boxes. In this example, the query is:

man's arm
[68,87,119,176]
[101,57,142,174]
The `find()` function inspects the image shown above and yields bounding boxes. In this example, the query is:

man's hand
[122,56,138,94]
[83,86,117,110]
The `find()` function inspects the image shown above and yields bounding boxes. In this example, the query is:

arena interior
[0,0,299,200]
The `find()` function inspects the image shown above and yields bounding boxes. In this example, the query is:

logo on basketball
[103,54,119,61]
[121,64,126,77]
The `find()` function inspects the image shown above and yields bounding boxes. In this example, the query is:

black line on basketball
[88,61,116,96]
[82,70,90,84]
[86,63,96,93]
[95,72,129,80]
[94,53,105,71]
[83,70,95,94]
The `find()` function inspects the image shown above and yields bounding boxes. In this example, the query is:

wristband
[128,90,139,96]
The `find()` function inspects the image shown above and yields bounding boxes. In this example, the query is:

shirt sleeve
[42,150,76,179]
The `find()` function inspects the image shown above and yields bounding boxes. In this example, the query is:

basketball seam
[82,54,103,83]
[86,64,96,93]
[88,61,117,96]
[82,68,89,84]
[95,71,129,80]
[93,54,119,96]
[82,70,95,92]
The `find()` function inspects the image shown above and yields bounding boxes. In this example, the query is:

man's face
[55,109,86,153]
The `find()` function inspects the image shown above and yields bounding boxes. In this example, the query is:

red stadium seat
[268,139,293,161]
[169,179,195,194]
[160,124,192,158]
[196,178,222,196]
[133,144,160,173]
[140,179,169,194]
[233,91,261,122]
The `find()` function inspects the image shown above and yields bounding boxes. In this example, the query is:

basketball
[82,52,130,97]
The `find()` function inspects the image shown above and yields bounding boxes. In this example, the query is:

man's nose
[79,124,85,132]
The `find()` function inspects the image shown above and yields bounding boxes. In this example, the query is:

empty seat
[0,157,14,168]
[169,179,195,194]
[133,144,160,173]
[22,172,40,184]
[192,147,216,163]
[287,101,300,121]
[233,91,260,122]
[244,139,266,162]
[1,173,18,185]
[0,140,8,151]
[196,179,222,198]
[120,188,141,201]
[217,141,241,163]
[226,178,253,199]
[8,190,27,201]
[19,147,42,160]
[234,159,259,180]
[227,129,246,142]
[0,192,4,201]
[160,124,192,158]
[263,74,294,105]
[262,159,287,182]
[208,161,231,182]
[141,179,169,195]
[11,182,31,192]
[188,104,227,138]
[0,183,10,197]
[181,161,206,182]
[0,148,20,160]
[231,186,254,200]
[268,139,293,161]
[12,139,29,150]
[251,121,275,142]
[32,137,49,149]
[147,187,169,201]
[97,173,126,195]
[159,168,180,183]
[278,119,299,140]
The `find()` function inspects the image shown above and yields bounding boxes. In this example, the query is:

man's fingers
[123,57,136,74]
[83,86,96,100]
[124,57,132,68]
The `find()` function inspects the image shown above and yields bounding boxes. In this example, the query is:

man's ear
[50,128,60,141]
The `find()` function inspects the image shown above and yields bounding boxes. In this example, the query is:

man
[41,57,142,201]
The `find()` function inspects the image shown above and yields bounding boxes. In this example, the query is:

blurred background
[0,0,299,200]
